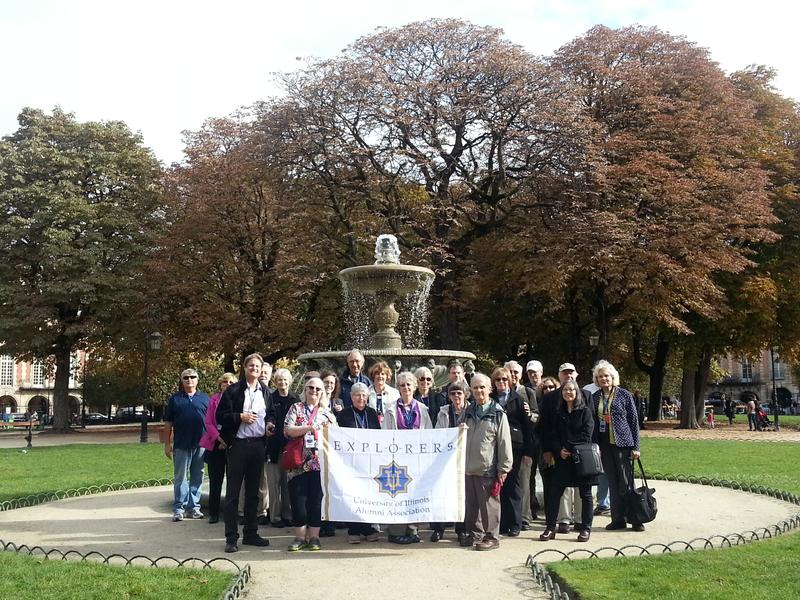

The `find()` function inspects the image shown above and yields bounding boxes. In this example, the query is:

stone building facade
[0,352,85,418]
[709,349,798,409]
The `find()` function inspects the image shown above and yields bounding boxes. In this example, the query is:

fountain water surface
[298,235,475,380]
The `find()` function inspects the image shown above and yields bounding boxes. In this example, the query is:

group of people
[162,349,645,553]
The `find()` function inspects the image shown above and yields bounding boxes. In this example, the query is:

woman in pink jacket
[200,373,237,523]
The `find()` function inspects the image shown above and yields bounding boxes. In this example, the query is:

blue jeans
[596,473,610,509]
[173,446,205,512]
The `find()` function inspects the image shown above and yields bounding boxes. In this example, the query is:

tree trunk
[693,346,713,425]
[632,329,670,422]
[678,366,700,428]
[51,340,73,432]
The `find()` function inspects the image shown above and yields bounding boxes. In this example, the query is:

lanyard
[375,393,383,413]
[399,401,415,429]
[354,410,368,429]
[246,385,260,413]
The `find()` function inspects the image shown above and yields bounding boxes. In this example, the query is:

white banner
[320,427,466,523]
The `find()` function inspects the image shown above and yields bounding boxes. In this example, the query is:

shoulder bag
[625,458,658,524]
[572,442,604,478]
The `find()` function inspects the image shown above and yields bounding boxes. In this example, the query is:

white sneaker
[190,509,204,519]
[172,511,184,522]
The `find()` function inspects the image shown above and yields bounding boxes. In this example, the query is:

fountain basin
[338,264,434,296]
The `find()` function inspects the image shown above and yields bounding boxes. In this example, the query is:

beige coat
[464,401,513,478]
[381,398,433,430]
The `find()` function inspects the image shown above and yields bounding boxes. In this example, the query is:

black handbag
[625,458,657,524]
[572,443,603,478]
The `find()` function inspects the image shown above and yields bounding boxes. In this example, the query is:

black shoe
[271,520,287,528]
[459,534,474,547]
[208,515,219,524]
[605,522,627,530]
[572,523,581,532]
[257,515,270,526]
[506,528,520,537]
[224,542,238,553]
[539,528,556,541]
[430,530,443,542]
[242,535,270,547]
[388,534,415,545]
[577,529,591,542]
[521,521,530,531]
[593,506,611,516]
[319,528,336,538]
[556,523,570,534]
[632,523,646,532]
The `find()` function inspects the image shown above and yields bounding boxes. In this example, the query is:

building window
[741,359,753,382]
[32,361,46,386]
[773,360,785,380]
[0,355,14,387]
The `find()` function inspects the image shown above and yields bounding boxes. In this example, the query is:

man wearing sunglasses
[164,368,210,523]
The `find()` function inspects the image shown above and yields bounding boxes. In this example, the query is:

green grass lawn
[640,438,800,495]
[548,531,800,600]
[0,443,170,503]
[0,552,234,600]
[545,437,800,600]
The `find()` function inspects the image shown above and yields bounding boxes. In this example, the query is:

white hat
[526,360,543,373]
[558,362,577,373]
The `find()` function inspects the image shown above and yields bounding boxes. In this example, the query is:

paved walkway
[1,481,796,600]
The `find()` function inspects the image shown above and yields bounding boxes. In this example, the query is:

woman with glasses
[199,372,237,524]
[539,379,596,542]
[382,371,433,544]
[337,381,382,543]
[430,379,471,543]
[490,367,535,538]
[284,376,337,551]
[539,377,559,394]
[367,361,400,424]
[413,366,440,422]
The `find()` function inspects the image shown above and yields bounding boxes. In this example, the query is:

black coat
[337,405,381,429]
[491,389,535,457]
[538,387,594,456]
[216,379,272,446]
[552,401,598,487]
[265,391,299,462]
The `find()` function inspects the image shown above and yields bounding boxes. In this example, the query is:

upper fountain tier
[338,263,434,296]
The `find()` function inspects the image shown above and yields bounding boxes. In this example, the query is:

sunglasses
[306,386,322,392]
[419,377,433,381]
[494,377,509,382]
[182,375,198,380]
[542,385,556,390]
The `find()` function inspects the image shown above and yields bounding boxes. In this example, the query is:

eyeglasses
[182,375,198,380]
[494,377,509,382]
[419,377,432,381]
[306,386,322,392]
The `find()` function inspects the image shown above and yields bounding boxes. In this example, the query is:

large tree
[537,26,774,424]
[0,108,163,431]
[147,115,337,367]
[261,18,595,348]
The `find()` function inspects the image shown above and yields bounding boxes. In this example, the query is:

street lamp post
[140,331,162,443]
[770,347,780,432]
[588,326,601,366]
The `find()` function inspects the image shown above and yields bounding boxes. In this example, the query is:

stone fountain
[297,234,475,378]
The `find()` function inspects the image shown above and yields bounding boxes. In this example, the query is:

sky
[1,0,796,165]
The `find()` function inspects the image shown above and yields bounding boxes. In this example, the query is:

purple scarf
[396,399,421,430]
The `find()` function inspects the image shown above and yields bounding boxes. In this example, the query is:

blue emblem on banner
[374,460,412,498]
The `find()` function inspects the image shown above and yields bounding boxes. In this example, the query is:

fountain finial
[375,234,401,265]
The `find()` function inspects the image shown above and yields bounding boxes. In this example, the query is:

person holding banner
[430,379,470,543]
[284,376,337,551]
[382,371,433,544]
[463,373,513,551]
[336,382,381,543]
